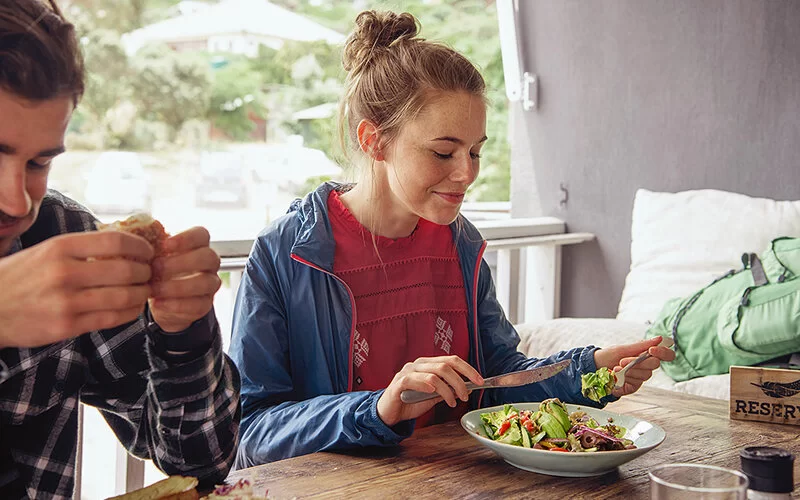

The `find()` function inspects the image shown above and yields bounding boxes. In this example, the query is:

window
[64,0,509,497]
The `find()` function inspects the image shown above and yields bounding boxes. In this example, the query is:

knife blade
[400,359,571,404]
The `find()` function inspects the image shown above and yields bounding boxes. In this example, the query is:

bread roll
[97,213,169,256]
[106,475,199,500]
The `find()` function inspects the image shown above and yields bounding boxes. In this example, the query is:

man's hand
[0,231,153,349]
[148,227,221,333]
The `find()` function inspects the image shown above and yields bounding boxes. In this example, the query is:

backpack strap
[743,253,769,287]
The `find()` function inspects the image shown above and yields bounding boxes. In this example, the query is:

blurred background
[59,1,510,497]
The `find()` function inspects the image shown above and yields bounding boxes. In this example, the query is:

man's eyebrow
[431,136,489,145]
[0,144,65,157]
[37,146,66,157]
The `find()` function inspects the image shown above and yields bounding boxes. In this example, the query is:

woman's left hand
[593,336,676,397]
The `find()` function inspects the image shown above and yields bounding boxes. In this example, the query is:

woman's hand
[377,355,483,427]
[593,336,676,398]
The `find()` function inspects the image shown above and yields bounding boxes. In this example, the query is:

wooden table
[228,388,800,499]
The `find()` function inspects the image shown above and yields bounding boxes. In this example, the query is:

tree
[79,29,130,121]
[275,0,510,201]
[130,45,212,136]
[209,57,267,140]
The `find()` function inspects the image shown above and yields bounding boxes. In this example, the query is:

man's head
[0,0,84,255]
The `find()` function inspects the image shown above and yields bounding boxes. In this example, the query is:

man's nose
[0,164,32,218]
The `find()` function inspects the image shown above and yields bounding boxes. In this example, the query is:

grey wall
[510,0,800,318]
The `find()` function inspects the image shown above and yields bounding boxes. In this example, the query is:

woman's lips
[435,192,465,204]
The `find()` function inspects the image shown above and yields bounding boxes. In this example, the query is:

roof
[123,0,345,54]
[290,102,338,121]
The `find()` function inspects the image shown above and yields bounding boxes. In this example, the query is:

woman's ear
[356,119,385,161]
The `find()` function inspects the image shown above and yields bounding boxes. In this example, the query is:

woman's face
[382,91,487,226]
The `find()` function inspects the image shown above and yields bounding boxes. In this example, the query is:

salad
[479,398,635,452]
[580,367,616,403]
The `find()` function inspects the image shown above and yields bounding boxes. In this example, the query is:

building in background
[122,0,345,57]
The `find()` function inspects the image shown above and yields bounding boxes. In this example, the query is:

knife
[400,359,572,404]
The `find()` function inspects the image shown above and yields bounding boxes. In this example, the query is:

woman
[229,10,674,468]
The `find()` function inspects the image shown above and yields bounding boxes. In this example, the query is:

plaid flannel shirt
[0,191,241,499]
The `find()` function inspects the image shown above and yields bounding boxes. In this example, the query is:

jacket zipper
[290,253,358,393]
[472,241,488,408]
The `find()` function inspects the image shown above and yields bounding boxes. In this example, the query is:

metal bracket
[522,72,537,111]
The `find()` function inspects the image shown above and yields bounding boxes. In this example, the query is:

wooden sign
[730,365,800,426]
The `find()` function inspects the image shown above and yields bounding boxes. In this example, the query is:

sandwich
[106,477,269,500]
[96,213,170,257]
[106,476,199,500]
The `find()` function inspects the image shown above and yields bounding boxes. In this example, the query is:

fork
[613,336,675,389]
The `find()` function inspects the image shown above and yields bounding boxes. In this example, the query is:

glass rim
[648,463,749,493]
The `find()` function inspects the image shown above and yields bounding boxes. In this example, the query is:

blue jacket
[229,183,604,468]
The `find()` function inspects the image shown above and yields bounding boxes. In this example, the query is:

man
[0,1,241,498]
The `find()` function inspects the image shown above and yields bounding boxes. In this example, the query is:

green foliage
[295,175,335,198]
[130,45,212,134]
[274,0,510,201]
[71,0,177,32]
[209,56,267,140]
[69,0,510,199]
[80,29,130,119]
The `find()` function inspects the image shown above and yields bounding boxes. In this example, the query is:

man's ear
[356,119,385,161]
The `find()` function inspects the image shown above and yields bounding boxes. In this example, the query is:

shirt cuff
[145,305,216,363]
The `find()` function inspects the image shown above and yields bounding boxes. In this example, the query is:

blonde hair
[338,10,486,160]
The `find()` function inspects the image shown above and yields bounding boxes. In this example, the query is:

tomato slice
[549,447,569,452]
[498,420,511,436]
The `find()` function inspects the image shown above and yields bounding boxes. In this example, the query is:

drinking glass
[649,463,749,499]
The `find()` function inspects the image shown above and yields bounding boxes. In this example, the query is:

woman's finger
[414,361,470,401]
[649,345,676,362]
[413,355,483,386]
[415,372,458,407]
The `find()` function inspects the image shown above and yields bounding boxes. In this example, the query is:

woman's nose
[450,154,478,185]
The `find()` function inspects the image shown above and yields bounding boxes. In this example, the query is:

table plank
[228,388,800,499]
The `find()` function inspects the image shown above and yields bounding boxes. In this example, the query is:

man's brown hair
[0,0,85,104]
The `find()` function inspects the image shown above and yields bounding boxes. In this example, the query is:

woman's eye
[434,151,453,160]
[470,152,482,159]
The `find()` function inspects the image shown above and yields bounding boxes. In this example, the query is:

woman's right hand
[376,355,484,427]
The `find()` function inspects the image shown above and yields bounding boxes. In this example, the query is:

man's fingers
[69,259,152,287]
[153,248,220,281]
[70,285,151,313]
[56,231,154,262]
[151,273,221,299]
[68,306,145,336]
[161,226,211,254]
[149,296,214,318]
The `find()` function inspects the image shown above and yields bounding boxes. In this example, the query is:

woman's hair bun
[342,11,419,72]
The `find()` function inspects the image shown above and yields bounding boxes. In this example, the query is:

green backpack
[645,237,800,382]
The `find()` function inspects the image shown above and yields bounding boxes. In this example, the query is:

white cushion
[516,319,730,400]
[516,318,648,359]
[617,189,800,323]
